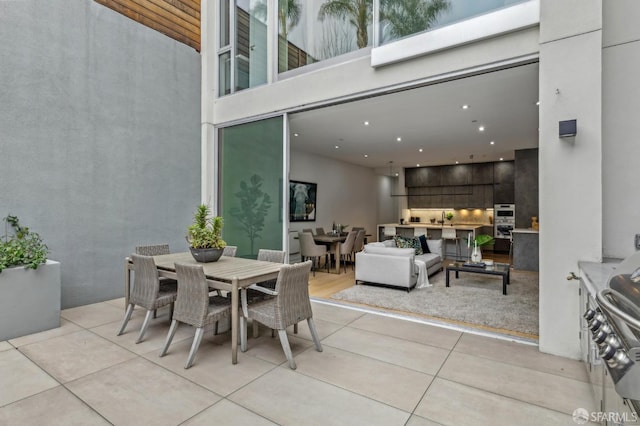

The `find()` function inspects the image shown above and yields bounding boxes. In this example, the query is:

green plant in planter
[187,205,227,249]
[0,215,49,272]
[445,212,454,223]
[473,234,495,247]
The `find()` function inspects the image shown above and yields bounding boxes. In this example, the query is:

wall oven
[494,204,515,239]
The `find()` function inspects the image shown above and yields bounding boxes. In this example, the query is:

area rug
[331,269,539,336]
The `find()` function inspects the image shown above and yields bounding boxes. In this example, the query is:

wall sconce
[559,119,577,138]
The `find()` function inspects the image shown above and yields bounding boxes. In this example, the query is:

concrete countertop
[512,228,539,234]
[578,259,621,297]
[379,223,487,231]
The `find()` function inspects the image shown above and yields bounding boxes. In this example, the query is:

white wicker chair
[239,260,322,369]
[118,254,177,343]
[159,263,231,369]
[222,246,237,257]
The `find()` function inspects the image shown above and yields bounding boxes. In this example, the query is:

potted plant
[187,204,227,263]
[445,212,454,225]
[0,215,61,340]
[469,234,495,263]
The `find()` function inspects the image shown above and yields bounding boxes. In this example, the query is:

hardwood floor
[309,251,511,299]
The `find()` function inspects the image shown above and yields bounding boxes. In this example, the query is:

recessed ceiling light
[335,145,339,149]
[499,157,504,161]
[456,161,459,164]
[418,148,423,152]
[461,104,469,109]
[293,133,299,137]
[364,154,368,158]
[536,101,540,106]
[416,164,420,167]
[478,126,485,132]
[364,121,369,126]
[396,137,402,142]
[490,141,495,145]
[394,172,399,177]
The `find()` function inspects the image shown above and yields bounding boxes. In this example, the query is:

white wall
[538,0,602,358]
[290,150,378,237]
[210,27,539,125]
[601,1,640,259]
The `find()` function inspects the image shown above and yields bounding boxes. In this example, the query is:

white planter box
[0,260,61,341]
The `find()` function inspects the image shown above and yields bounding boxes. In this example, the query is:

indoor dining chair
[239,260,322,370]
[298,232,328,276]
[159,263,231,369]
[118,254,177,343]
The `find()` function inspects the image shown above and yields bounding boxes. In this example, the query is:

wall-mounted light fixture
[559,119,577,138]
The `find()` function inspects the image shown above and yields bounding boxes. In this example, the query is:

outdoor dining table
[124,252,283,364]
[312,233,347,274]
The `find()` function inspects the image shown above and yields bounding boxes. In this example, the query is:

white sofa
[355,238,443,291]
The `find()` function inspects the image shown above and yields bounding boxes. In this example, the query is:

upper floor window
[377,0,530,46]
[218,0,269,96]
[278,0,373,73]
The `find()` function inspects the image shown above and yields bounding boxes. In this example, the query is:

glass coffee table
[445,262,511,295]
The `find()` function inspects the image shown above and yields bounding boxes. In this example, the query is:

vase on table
[471,243,482,263]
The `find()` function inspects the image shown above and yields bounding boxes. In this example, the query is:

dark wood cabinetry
[405,161,514,208]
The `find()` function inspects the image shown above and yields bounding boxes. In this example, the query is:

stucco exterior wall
[0,1,201,308]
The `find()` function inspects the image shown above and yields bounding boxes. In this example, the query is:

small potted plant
[186,204,227,263]
[445,212,454,225]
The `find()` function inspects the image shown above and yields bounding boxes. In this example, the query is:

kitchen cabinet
[405,166,441,187]
[405,161,511,208]
[494,182,515,204]
[442,164,471,185]
[472,163,494,184]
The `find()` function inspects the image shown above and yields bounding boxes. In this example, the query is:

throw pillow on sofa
[418,235,431,254]
[393,235,422,255]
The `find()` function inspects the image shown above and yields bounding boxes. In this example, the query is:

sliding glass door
[218,116,284,258]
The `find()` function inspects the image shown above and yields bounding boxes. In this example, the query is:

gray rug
[331,269,539,336]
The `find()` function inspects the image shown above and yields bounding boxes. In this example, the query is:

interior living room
[285,62,540,340]
[3,1,640,424]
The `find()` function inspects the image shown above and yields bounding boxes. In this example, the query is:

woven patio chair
[243,249,286,337]
[135,244,170,256]
[159,263,232,369]
[222,245,237,257]
[118,254,177,343]
[239,260,322,370]
[298,232,328,276]
[135,244,175,317]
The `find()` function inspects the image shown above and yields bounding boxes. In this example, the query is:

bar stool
[442,227,461,260]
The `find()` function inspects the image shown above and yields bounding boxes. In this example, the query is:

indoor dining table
[312,233,347,274]
[124,252,283,364]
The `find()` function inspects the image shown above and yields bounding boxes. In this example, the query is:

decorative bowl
[189,247,224,263]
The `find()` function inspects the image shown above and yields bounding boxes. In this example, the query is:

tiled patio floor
[0,298,596,425]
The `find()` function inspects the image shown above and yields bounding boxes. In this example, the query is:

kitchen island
[377,223,492,260]
[512,228,539,271]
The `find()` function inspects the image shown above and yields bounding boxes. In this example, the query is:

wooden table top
[152,252,282,284]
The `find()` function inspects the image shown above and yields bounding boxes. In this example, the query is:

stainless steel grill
[584,252,640,415]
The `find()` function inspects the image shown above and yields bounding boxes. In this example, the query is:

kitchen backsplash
[404,208,494,225]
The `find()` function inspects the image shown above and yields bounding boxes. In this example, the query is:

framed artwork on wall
[289,180,317,222]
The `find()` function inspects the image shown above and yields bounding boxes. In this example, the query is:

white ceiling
[288,62,539,171]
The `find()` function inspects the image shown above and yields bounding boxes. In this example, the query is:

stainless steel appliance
[494,203,515,239]
[583,252,640,423]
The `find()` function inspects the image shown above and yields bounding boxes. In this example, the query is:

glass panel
[235,0,268,91]
[378,0,529,46]
[220,0,230,47]
[218,51,231,96]
[278,0,373,73]
[219,117,284,258]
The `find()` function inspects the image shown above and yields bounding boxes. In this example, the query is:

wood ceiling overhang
[95,0,200,51]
